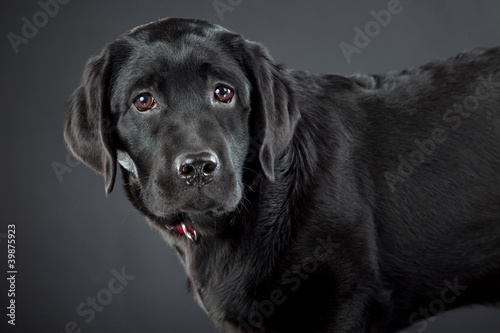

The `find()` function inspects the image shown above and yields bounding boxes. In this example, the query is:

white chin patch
[117,150,138,177]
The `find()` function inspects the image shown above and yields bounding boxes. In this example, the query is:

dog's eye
[214,86,234,103]
[133,93,157,111]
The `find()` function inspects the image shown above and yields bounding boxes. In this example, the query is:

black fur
[65,18,500,333]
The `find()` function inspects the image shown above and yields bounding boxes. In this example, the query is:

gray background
[1,0,500,332]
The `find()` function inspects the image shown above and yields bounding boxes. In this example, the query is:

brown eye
[133,93,157,111]
[214,86,234,103]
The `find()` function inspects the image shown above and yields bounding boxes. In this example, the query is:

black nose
[176,151,219,187]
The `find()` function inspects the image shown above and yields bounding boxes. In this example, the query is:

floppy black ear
[245,42,300,181]
[64,48,116,195]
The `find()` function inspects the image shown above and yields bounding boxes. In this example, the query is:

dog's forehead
[109,19,251,108]
[109,20,250,94]
[125,17,229,44]
[115,18,244,76]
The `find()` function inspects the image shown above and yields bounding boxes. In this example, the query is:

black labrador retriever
[64,18,500,333]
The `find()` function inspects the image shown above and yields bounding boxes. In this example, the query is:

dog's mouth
[180,197,226,214]
[142,183,243,243]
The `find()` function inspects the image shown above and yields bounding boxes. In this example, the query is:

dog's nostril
[203,161,217,175]
[180,164,196,177]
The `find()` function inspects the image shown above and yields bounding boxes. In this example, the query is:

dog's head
[65,18,299,237]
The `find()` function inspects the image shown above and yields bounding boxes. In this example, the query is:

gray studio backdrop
[1,1,500,332]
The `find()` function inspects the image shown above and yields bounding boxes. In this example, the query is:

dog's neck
[176,120,318,319]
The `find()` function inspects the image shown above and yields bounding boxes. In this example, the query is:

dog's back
[284,46,500,330]
[361,46,500,329]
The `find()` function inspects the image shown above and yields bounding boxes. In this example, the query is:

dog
[64,18,500,333]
